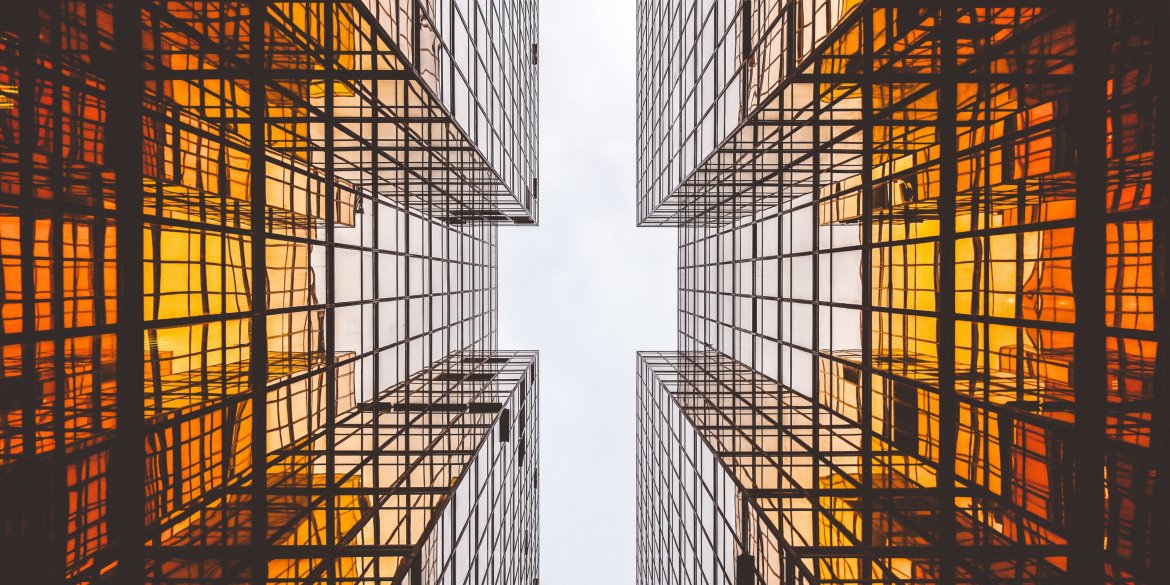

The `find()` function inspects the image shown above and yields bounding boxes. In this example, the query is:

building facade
[637,1,1167,583]
[0,1,539,583]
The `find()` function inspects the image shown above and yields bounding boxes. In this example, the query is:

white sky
[499,2,676,583]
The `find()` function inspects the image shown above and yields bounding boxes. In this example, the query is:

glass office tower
[637,1,1166,583]
[0,1,539,583]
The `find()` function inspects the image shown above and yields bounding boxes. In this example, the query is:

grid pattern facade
[637,352,780,585]
[638,1,1167,584]
[142,350,539,585]
[0,1,539,584]
[636,0,857,225]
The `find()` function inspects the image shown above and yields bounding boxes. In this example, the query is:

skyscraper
[637,1,1166,583]
[0,1,539,583]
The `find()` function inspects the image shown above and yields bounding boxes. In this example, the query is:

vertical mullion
[809,24,822,567]
[16,0,38,462]
[402,64,414,570]
[248,2,270,583]
[858,9,874,583]
[1069,2,1109,583]
[936,6,959,585]
[1150,1,1170,582]
[370,18,384,583]
[49,0,67,471]
[324,3,339,582]
[111,0,146,582]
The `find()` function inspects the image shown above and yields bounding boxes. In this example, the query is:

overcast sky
[498,2,676,583]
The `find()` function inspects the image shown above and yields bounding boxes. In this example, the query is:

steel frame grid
[638,351,1080,585]
[637,351,793,585]
[142,350,538,585]
[637,1,1166,584]
[637,0,1087,228]
[135,0,540,226]
[0,1,539,584]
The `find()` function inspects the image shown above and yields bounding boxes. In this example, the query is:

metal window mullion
[248,2,270,582]
[369,22,385,583]
[858,8,876,583]
[323,3,339,582]
[15,0,39,466]
[809,46,823,564]
[1068,2,1109,583]
[111,1,147,582]
[936,6,960,585]
[1150,1,1170,581]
